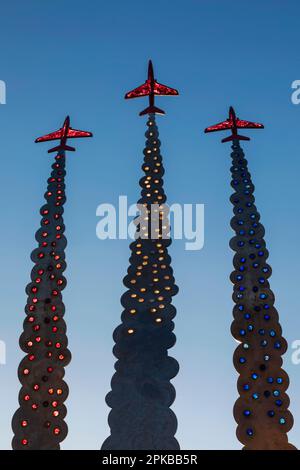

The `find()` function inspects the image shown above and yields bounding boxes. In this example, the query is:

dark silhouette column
[229,140,295,450]
[12,152,71,449]
[102,115,179,450]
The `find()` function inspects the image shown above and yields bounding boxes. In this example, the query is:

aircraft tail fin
[48,144,76,153]
[139,105,165,116]
[222,134,250,143]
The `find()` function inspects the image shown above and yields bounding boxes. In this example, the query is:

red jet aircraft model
[35,116,92,153]
[205,106,264,143]
[125,60,178,116]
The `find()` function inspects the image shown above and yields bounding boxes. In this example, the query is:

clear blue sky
[1,0,300,450]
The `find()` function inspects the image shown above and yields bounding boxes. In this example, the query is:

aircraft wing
[67,128,93,138]
[35,128,63,142]
[205,120,233,133]
[125,82,151,99]
[236,119,264,129]
[154,81,179,96]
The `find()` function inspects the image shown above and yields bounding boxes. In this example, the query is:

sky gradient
[1,0,300,449]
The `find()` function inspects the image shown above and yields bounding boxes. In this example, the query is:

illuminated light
[48,388,54,395]
[127,329,134,334]
[159,304,165,309]
[32,298,38,304]
[28,316,35,322]
[31,404,38,410]
[53,315,59,321]
[28,355,35,361]
[55,342,61,349]
[57,389,63,395]
[131,294,137,298]
[52,326,58,333]
[22,439,28,446]
[130,279,137,284]
[53,427,61,435]
[140,288,146,292]
[155,318,162,323]
[47,367,54,373]
[24,395,30,401]
[35,336,41,343]
[58,354,65,360]
[130,309,136,314]
[23,369,30,375]
[52,290,58,296]
[35,278,42,284]
[33,384,39,391]
[53,410,59,417]
[21,420,28,427]
[52,401,58,408]
[51,306,57,312]
[138,298,144,303]
[38,253,44,259]
[165,287,171,291]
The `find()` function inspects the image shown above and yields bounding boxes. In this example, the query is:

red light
[21,420,28,427]
[53,427,60,435]
[22,439,28,445]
